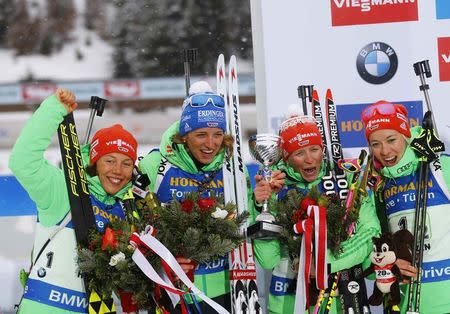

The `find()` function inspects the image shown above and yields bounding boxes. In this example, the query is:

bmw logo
[37,267,46,278]
[356,42,398,84]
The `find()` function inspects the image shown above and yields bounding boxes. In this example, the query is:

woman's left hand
[269,170,286,193]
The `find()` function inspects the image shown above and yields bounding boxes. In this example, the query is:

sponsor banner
[0,85,22,105]
[0,176,37,216]
[140,77,186,99]
[330,0,418,26]
[337,100,423,148]
[438,37,450,81]
[436,0,450,19]
[58,82,104,101]
[269,101,423,149]
[21,83,57,103]
[104,80,140,99]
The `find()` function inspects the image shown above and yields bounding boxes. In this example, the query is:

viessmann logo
[438,37,450,81]
[330,0,418,26]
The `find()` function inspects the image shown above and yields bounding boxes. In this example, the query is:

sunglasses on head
[361,102,399,121]
[183,93,225,110]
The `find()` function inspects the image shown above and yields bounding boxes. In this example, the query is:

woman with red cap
[361,100,450,313]
[9,89,138,314]
[251,114,380,313]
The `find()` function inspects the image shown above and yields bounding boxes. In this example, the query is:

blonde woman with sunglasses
[138,81,251,313]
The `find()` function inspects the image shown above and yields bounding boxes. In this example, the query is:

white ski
[217,54,260,314]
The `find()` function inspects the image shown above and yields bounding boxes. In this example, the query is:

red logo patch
[330,0,418,26]
[438,37,450,81]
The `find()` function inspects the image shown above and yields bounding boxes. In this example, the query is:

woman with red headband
[362,100,450,313]
[251,114,380,313]
[9,89,138,314]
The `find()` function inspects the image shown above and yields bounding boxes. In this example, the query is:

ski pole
[407,61,445,313]
[413,60,438,136]
[182,48,198,97]
[83,96,107,145]
[297,85,314,116]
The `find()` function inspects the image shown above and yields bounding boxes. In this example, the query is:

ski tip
[312,89,319,100]
[326,88,333,100]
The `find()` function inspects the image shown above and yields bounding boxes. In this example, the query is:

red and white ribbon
[293,205,328,313]
[130,231,230,314]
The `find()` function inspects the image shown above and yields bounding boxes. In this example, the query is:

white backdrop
[251,0,450,156]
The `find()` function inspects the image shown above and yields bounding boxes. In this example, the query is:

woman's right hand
[56,88,77,114]
[395,258,417,284]
[253,170,285,203]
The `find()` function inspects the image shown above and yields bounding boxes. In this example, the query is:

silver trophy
[247,134,283,239]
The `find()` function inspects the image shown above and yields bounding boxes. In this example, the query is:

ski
[321,89,370,314]
[57,112,116,314]
[218,54,260,314]
[311,89,335,197]
[324,89,348,201]
[217,54,236,210]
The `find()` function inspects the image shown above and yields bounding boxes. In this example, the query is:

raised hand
[56,88,77,114]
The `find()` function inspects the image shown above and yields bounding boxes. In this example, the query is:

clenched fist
[56,88,77,114]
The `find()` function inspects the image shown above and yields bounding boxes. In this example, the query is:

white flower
[109,252,126,267]
[211,207,228,219]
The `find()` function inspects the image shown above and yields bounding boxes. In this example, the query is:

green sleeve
[328,191,381,273]
[440,154,450,190]
[8,95,70,227]
[138,149,163,192]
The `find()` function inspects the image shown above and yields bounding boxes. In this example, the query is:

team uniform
[376,127,450,313]
[251,161,380,314]
[9,95,136,313]
[139,88,254,312]
[250,114,380,314]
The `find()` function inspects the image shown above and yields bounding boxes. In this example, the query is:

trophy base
[247,221,282,239]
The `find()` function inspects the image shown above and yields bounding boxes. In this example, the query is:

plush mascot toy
[363,230,413,313]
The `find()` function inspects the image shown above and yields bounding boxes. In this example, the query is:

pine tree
[0,0,13,47]
[6,0,41,55]
[85,0,107,37]
[40,0,76,53]
[111,0,253,78]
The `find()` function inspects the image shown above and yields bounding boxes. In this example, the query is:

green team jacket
[9,95,131,314]
[250,160,381,314]
[138,121,254,302]
[376,126,450,314]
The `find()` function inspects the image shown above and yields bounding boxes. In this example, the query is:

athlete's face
[96,152,134,195]
[369,129,408,167]
[288,145,323,182]
[184,127,224,164]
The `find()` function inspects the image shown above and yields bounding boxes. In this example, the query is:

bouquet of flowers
[137,191,248,266]
[77,203,160,310]
[274,186,359,260]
